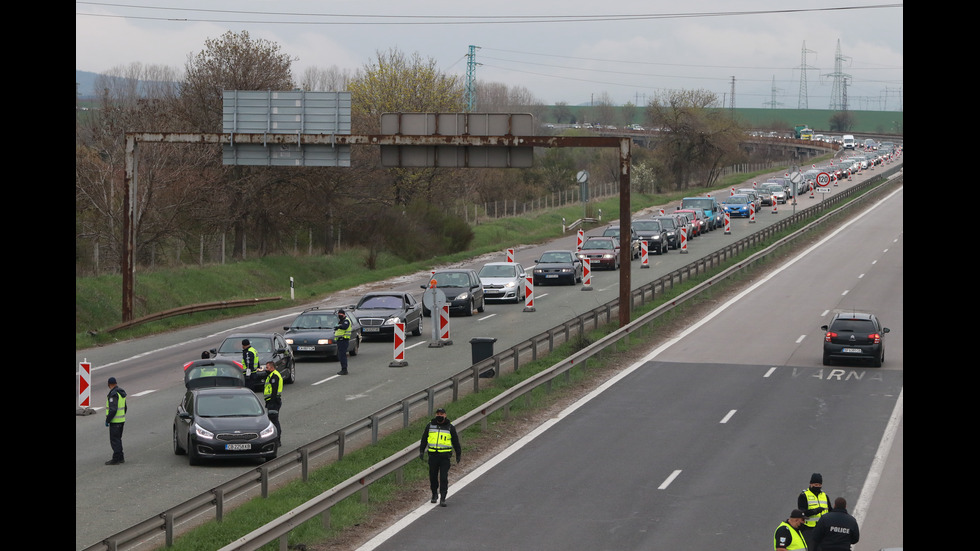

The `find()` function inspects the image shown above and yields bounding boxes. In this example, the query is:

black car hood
[352,307,402,319]
[195,414,271,433]
[284,328,336,343]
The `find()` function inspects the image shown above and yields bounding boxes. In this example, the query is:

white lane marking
[658,470,683,490]
[720,410,737,424]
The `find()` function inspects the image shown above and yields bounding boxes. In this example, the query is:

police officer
[798,473,830,545]
[105,377,128,465]
[334,310,352,375]
[419,407,461,507]
[811,497,860,551]
[773,509,808,550]
[241,339,259,376]
[262,361,283,445]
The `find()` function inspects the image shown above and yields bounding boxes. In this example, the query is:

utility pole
[826,39,852,111]
[798,41,817,109]
[465,45,481,112]
[763,76,783,109]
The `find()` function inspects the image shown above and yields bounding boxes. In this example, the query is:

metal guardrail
[101,297,283,334]
[83,164,902,551]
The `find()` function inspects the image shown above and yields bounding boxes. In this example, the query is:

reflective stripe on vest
[264,370,283,400]
[244,347,259,372]
[426,424,453,453]
[803,489,829,528]
[774,521,807,550]
[107,393,126,423]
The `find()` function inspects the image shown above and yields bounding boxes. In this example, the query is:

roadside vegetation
[76,161,819,350]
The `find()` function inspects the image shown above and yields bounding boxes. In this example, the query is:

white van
[842,135,855,149]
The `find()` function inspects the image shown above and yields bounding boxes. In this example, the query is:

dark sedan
[532,250,583,285]
[209,332,295,390]
[576,236,620,270]
[173,385,279,466]
[421,268,485,316]
[821,312,890,367]
[351,292,423,339]
[283,308,362,360]
[633,219,668,255]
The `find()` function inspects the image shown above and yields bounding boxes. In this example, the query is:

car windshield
[219,337,273,353]
[682,199,711,210]
[727,196,748,204]
[581,239,614,250]
[539,252,572,263]
[634,220,662,231]
[657,218,676,229]
[197,393,264,417]
[291,313,338,329]
[480,265,518,278]
[433,272,471,287]
[602,229,620,238]
[357,295,404,309]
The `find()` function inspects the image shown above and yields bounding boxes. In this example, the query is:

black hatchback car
[174,358,279,465]
[820,312,890,367]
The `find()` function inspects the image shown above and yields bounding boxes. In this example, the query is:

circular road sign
[816,172,832,187]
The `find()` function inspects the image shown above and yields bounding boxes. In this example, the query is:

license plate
[225,443,251,451]
[363,327,380,332]
[297,346,316,351]
[546,274,558,278]
[842,348,862,353]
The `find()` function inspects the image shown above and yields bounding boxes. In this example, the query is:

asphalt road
[359,185,904,551]
[75,158,902,550]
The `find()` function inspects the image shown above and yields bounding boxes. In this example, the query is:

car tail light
[824,332,837,342]
[869,333,882,343]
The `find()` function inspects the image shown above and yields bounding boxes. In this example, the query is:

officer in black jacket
[811,497,860,550]
[419,407,461,507]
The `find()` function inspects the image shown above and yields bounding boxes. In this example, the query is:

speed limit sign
[816,172,831,187]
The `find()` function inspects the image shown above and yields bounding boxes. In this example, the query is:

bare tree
[300,65,353,92]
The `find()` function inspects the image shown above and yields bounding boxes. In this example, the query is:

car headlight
[383,317,400,326]
[260,422,277,439]
[194,424,215,440]
[603,254,614,259]
[456,292,470,301]
[318,338,331,345]
[560,268,574,273]
[284,338,294,345]
[503,281,517,289]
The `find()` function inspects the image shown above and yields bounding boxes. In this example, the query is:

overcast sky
[76,1,903,110]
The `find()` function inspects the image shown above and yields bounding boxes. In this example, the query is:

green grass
[76,162,818,350]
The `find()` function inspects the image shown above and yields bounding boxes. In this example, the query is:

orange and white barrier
[750,202,756,223]
[641,241,650,268]
[389,322,408,367]
[78,359,92,409]
[507,248,515,263]
[581,257,593,291]
[577,229,584,251]
[523,275,535,312]
[724,212,732,235]
[439,305,452,344]
[680,226,689,254]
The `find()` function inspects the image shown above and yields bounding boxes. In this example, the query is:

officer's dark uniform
[798,473,829,546]
[263,366,283,444]
[811,498,860,551]
[419,408,461,506]
[334,311,352,375]
[773,509,808,550]
[105,377,128,465]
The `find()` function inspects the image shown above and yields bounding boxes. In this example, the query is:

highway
[361,185,903,551]
[75,158,902,550]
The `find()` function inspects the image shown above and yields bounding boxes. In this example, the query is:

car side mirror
[209,348,217,355]
[820,325,829,331]
[283,326,290,331]
[882,328,890,333]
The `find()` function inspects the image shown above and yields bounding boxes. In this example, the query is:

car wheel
[412,317,423,336]
[349,337,360,356]
[872,350,882,368]
[285,360,295,384]
[173,425,185,455]
[822,353,832,366]
[465,299,474,316]
[477,296,485,313]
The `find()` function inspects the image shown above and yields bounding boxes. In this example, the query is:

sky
[75,1,903,110]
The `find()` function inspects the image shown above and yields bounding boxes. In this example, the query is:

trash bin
[469,337,497,377]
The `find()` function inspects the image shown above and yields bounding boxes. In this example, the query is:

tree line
[76,31,752,276]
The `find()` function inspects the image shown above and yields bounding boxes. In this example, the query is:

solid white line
[852,389,902,526]
[763,367,777,378]
[357,186,904,550]
[719,410,737,424]
[312,375,341,386]
[131,390,156,397]
[795,335,806,344]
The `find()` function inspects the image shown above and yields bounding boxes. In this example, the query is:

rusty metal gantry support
[123,132,632,327]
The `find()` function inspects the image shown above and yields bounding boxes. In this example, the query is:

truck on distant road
[793,124,813,140]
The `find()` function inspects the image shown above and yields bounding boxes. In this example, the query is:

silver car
[478,262,527,303]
